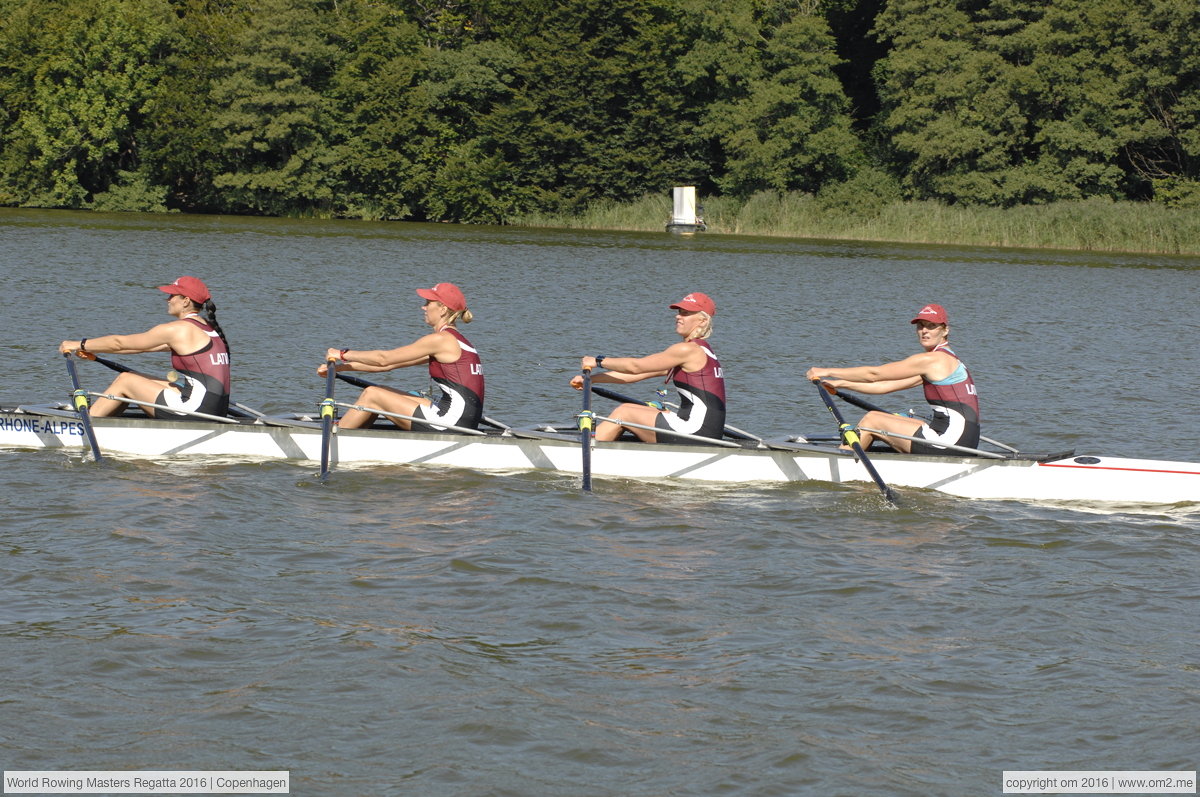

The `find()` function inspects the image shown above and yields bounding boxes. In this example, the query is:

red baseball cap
[670,292,716,316]
[157,276,211,305]
[911,303,948,324]
[416,282,467,312]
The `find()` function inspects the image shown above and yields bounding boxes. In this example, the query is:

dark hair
[203,298,231,355]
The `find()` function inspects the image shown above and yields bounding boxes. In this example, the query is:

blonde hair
[686,311,713,341]
[432,302,472,326]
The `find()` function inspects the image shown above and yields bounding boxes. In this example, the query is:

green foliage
[0,0,1194,231]
[88,169,176,212]
[207,0,342,214]
[0,0,173,207]
[690,10,862,195]
[873,0,1200,206]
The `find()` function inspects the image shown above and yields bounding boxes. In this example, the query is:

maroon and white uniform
[911,342,981,455]
[156,315,230,417]
[655,339,726,442]
[412,326,484,432]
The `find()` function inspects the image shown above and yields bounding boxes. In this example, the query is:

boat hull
[2,409,1198,507]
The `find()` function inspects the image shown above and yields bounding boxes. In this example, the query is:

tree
[0,0,173,207]
[208,0,342,214]
[874,0,1200,205]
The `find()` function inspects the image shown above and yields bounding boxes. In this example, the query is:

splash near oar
[319,358,337,482]
[814,380,897,506]
[63,352,103,463]
[579,367,595,492]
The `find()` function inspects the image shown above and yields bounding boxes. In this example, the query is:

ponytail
[445,307,473,326]
[204,299,231,355]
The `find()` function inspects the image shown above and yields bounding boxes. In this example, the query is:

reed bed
[509,192,1200,255]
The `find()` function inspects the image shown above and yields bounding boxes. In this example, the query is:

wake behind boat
[3,402,1198,509]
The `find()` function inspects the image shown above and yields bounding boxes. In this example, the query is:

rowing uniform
[654,339,726,443]
[411,326,484,432]
[911,342,980,455]
[156,315,230,418]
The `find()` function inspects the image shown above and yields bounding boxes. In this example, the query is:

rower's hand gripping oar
[63,352,103,462]
[813,380,897,506]
[579,367,594,492]
[319,358,338,482]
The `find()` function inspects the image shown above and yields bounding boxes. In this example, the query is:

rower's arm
[827,376,922,394]
[332,331,453,371]
[589,369,670,385]
[807,352,941,385]
[60,322,183,355]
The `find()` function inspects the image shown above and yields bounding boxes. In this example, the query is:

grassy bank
[509,192,1200,255]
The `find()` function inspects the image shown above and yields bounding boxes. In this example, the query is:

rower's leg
[337,386,429,430]
[89,373,170,417]
[853,410,924,452]
[597,403,662,442]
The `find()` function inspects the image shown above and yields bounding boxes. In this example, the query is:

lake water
[2,208,1198,795]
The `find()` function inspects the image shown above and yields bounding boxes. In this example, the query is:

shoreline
[509,193,1200,256]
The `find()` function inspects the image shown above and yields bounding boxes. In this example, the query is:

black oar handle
[813,380,897,505]
[829,388,889,416]
[590,385,651,407]
[63,353,103,463]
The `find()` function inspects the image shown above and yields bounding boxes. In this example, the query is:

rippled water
[2,209,1199,795]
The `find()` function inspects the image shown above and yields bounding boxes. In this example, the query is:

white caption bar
[3,772,289,794]
[1004,771,1197,794]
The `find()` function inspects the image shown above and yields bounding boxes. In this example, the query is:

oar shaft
[336,370,510,431]
[319,360,337,481]
[64,353,103,462]
[829,386,1018,453]
[87,393,240,424]
[814,381,897,505]
[580,368,594,492]
[589,385,760,442]
[592,414,743,448]
[332,402,486,436]
[857,427,1004,459]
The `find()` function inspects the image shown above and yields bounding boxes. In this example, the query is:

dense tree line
[0,0,1196,221]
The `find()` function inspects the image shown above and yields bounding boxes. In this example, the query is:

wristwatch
[595,356,606,368]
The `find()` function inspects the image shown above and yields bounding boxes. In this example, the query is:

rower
[573,292,726,444]
[806,303,980,454]
[321,282,484,431]
[58,276,231,418]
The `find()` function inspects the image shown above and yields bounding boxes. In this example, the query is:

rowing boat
[3,403,1198,508]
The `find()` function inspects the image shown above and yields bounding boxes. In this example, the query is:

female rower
[320,282,484,431]
[805,303,980,454]
[572,292,725,444]
[58,276,231,418]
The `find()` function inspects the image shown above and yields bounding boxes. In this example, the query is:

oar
[79,351,264,421]
[579,367,594,492]
[813,380,897,505]
[827,386,1018,454]
[63,352,103,462]
[319,358,337,481]
[78,351,147,377]
[336,371,510,431]
[590,385,760,442]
